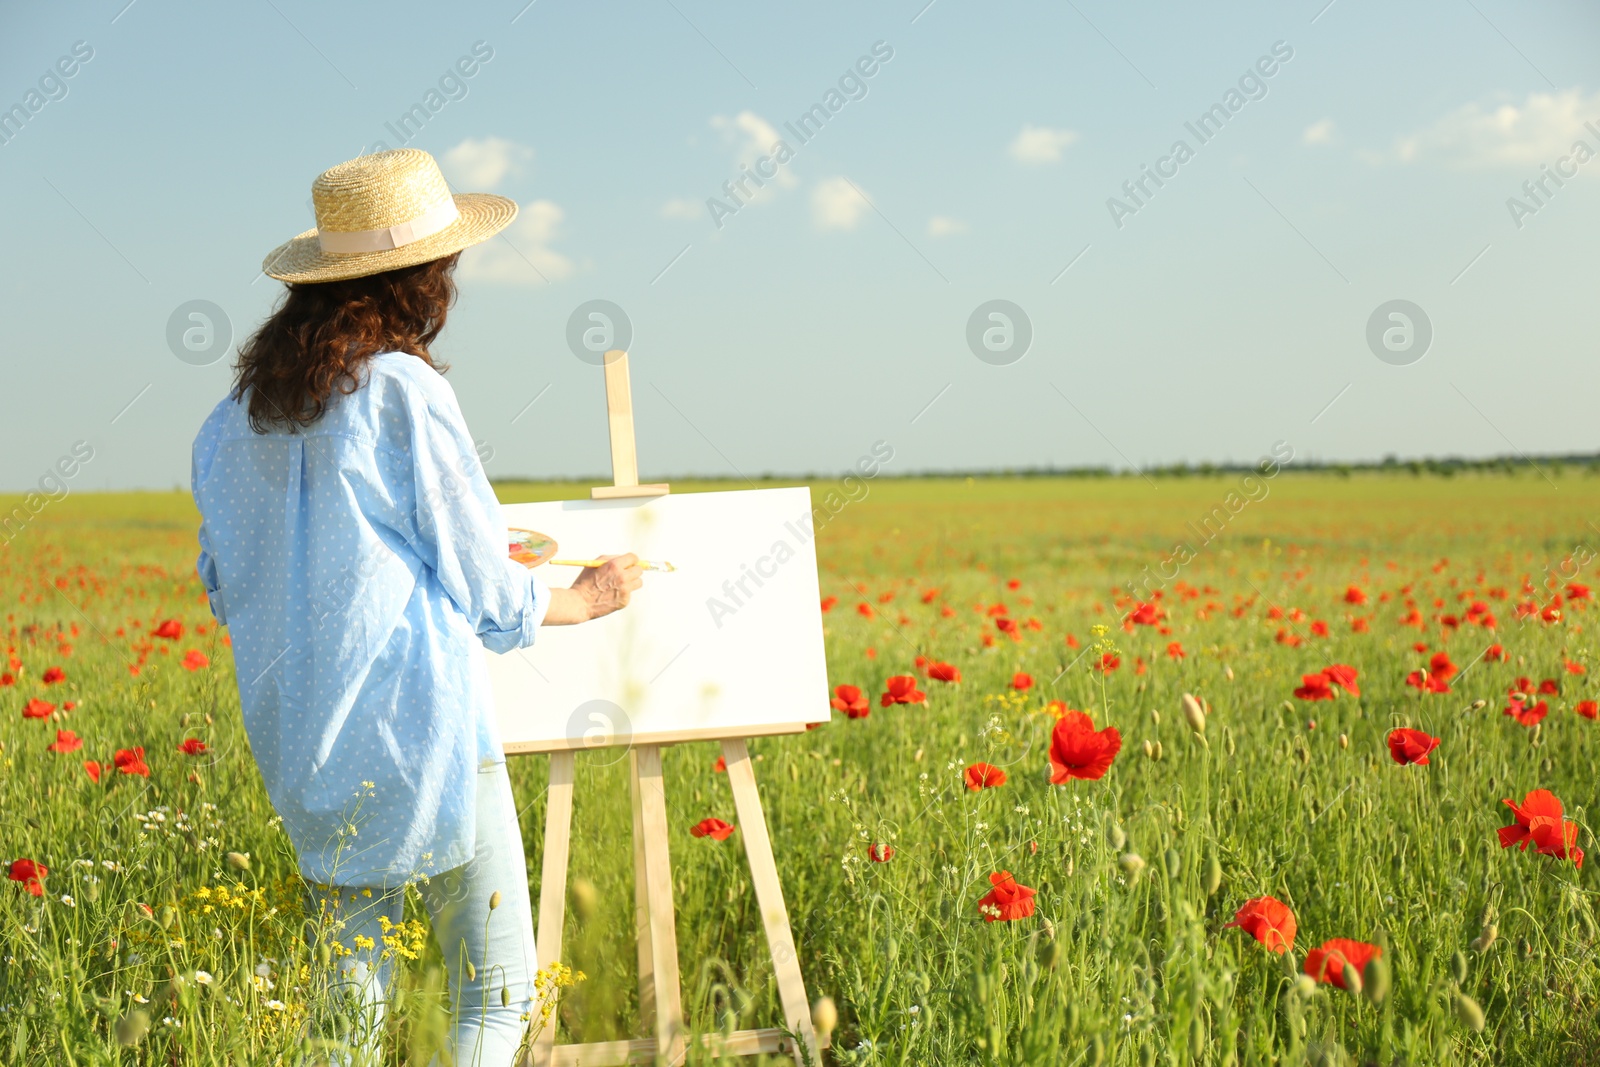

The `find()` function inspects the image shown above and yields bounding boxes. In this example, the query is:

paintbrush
[549,558,677,573]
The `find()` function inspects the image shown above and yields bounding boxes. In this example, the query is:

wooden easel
[517,351,823,1067]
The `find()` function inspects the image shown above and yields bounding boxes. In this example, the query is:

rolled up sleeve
[400,388,549,654]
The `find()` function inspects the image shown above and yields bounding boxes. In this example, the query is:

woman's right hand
[571,553,644,621]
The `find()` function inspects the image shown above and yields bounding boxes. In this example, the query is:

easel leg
[525,750,575,1067]
[630,748,657,1032]
[633,744,687,1064]
[720,738,819,1066]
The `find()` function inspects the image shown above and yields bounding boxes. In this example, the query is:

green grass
[1,472,1596,1065]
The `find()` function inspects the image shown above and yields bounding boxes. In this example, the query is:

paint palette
[508,528,557,568]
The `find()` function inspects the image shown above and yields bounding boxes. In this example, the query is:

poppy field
[2,471,1598,1065]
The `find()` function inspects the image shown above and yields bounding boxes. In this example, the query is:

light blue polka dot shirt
[191,353,549,888]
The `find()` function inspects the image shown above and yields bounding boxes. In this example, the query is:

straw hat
[262,149,517,283]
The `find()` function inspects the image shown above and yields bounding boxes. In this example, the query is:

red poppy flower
[83,760,102,783]
[1537,678,1559,695]
[1528,815,1584,869]
[47,729,82,754]
[0,673,12,687]
[1576,700,1598,720]
[152,620,184,640]
[1405,669,1451,694]
[1323,664,1360,697]
[1503,697,1548,726]
[113,747,150,777]
[867,843,895,862]
[1127,602,1161,626]
[1484,644,1506,662]
[856,602,874,619]
[1166,642,1186,660]
[995,617,1020,640]
[7,858,47,897]
[964,762,1007,790]
[830,684,870,719]
[1428,652,1457,680]
[1343,585,1367,605]
[1304,939,1381,989]
[1048,710,1122,782]
[178,737,208,756]
[1224,896,1297,954]
[927,661,961,683]
[41,666,65,685]
[1387,728,1439,765]
[1564,659,1586,675]
[1294,673,1334,701]
[1011,672,1034,691]
[920,588,939,604]
[181,650,209,671]
[1498,789,1563,850]
[22,698,55,720]
[1310,620,1329,638]
[880,675,926,707]
[977,870,1036,922]
[713,755,726,772]
[690,818,736,841]
[1006,578,1021,591]
[1095,653,1121,673]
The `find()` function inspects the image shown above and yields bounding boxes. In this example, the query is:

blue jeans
[305,762,538,1066]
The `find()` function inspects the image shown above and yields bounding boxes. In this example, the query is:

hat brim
[262,193,517,284]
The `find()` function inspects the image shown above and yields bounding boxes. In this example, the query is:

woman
[191,148,641,1065]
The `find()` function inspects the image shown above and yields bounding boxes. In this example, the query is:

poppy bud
[1143,739,1155,760]
[1224,666,1234,681]
[1181,693,1206,735]
[1479,902,1497,926]
[319,943,332,967]
[1338,733,1348,749]
[1291,974,1317,998]
[489,891,502,912]
[1530,723,1542,746]
[1470,924,1497,953]
[1471,699,1486,710]
[1454,992,1486,1033]
[1203,853,1222,896]
[1153,740,1163,761]
[1164,848,1181,879]
[1189,1016,1206,1057]
[1119,853,1146,877]
[1517,936,1532,960]
[157,905,176,931]
[1037,938,1061,970]
[226,852,251,872]
[1295,744,1310,765]
[1363,955,1390,1005]
[1041,917,1056,941]
[811,996,837,1039]
[1150,709,1161,726]
[1340,963,1363,995]
[1224,729,1236,756]
[466,961,476,982]
[1108,824,1127,850]
[501,985,510,1007]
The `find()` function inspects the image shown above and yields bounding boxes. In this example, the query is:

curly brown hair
[232,252,461,432]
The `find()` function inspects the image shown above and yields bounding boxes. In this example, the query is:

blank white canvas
[484,487,832,751]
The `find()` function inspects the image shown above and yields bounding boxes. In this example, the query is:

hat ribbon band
[317,197,459,254]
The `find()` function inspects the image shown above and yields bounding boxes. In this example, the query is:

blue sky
[1,0,1597,490]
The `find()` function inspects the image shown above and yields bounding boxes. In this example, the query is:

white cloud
[927,216,968,237]
[660,198,701,220]
[1302,119,1335,145]
[1392,89,1600,167]
[456,200,574,285]
[709,110,799,198]
[811,178,869,231]
[441,136,533,190]
[1009,124,1078,164]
